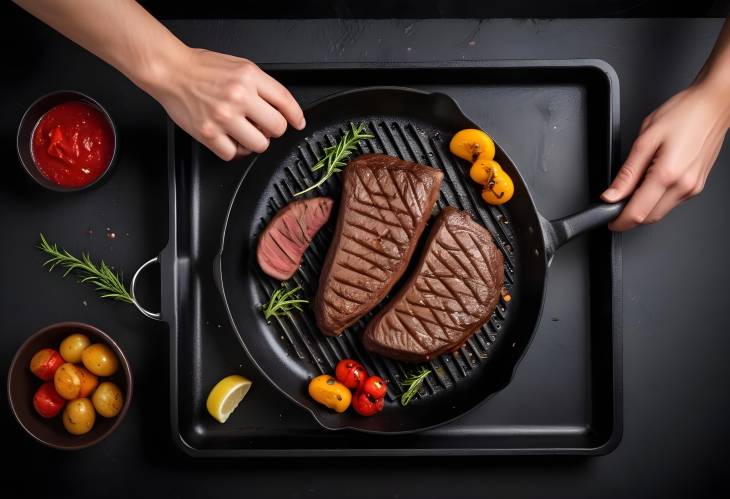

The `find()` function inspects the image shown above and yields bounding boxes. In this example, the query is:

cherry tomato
[59,333,90,363]
[63,398,95,435]
[77,366,99,398]
[81,343,118,376]
[33,382,66,418]
[29,348,64,381]
[335,359,368,390]
[92,381,124,418]
[362,376,387,399]
[351,390,385,417]
[54,362,82,400]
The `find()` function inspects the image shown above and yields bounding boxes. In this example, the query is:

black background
[2,2,730,498]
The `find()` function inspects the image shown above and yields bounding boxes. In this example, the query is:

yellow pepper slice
[308,374,352,413]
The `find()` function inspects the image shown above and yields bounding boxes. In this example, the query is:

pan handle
[130,256,162,321]
[541,201,626,262]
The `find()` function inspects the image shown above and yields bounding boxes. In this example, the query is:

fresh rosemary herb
[261,283,309,322]
[37,233,133,303]
[399,367,432,406]
[294,122,373,196]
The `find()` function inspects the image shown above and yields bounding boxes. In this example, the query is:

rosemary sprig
[261,283,309,322]
[399,367,432,406]
[37,233,133,303]
[294,122,373,196]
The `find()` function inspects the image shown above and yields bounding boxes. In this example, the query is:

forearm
[12,0,184,94]
[696,19,730,92]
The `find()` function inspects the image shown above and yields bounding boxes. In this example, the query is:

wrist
[127,37,190,101]
[694,67,730,127]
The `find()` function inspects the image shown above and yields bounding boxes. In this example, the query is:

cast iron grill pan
[216,86,621,433]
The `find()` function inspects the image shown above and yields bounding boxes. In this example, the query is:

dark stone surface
[1,10,729,498]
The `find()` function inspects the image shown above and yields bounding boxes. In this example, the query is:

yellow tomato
[54,363,81,400]
[92,381,124,418]
[81,343,118,377]
[449,129,495,162]
[63,398,96,435]
[60,333,90,363]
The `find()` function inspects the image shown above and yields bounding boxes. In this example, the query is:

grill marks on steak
[257,197,334,281]
[363,207,504,363]
[315,154,443,336]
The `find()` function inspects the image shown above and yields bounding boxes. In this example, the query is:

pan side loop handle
[130,256,162,321]
[542,201,626,261]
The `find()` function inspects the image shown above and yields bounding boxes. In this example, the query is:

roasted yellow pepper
[308,374,352,413]
[450,129,495,163]
[450,129,514,206]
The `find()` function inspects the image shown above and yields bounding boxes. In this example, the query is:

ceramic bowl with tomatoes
[7,322,132,450]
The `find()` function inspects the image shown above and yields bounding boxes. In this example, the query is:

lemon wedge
[206,375,252,423]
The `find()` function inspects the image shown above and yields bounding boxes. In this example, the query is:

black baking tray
[158,60,622,456]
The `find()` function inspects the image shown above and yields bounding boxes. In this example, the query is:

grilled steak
[315,154,443,336]
[363,207,504,362]
[257,197,334,280]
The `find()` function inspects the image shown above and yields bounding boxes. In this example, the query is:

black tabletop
[2,13,729,498]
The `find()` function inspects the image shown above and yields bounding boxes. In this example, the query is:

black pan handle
[541,201,626,263]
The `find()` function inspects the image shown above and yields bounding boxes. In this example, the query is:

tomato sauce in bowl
[31,101,115,188]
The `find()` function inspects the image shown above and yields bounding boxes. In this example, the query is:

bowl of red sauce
[17,91,117,191]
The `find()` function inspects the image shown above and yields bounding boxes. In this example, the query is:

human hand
[601,81,730,231]
[148,47,305,160]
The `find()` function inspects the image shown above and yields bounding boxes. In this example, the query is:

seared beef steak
[363,207,504,362]
[257,197,334,281]
[314,154,443,336]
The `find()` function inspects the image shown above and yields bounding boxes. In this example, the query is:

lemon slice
[206,375,252,423]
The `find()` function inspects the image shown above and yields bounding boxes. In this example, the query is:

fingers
[639,113,654,134]
[256,71,306,130]
[246,97,289,138]
[198,126,238,161]
[602,131,659,203]
[225,117,270,154]
[643,188,686,224]
[236,144,252,157]
[608,162,669,231]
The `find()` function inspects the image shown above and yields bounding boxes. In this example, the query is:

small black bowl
[16,90,118,192]
[7,322,133,450]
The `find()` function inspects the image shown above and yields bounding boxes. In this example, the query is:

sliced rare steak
[314,154,443,336]
[362,207,504,362]
[257,197,334,280]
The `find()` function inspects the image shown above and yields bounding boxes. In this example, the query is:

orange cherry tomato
[449,129,495,162]
[481,163,514,205]
[77,366,99,398]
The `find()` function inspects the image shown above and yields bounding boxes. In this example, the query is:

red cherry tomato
[335,359,368,390]
[352,390,385,417]
[29,348,64,381]
[33,382,66,418]
[362,376,387,399]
